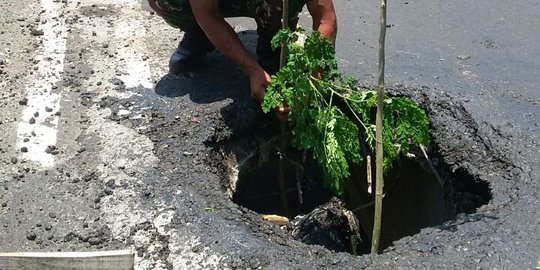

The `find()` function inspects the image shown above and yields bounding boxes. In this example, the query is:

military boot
[169,27,215,74]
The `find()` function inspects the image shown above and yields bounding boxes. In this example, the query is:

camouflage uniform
[148,0,310,72]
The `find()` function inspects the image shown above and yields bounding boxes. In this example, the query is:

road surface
[0,0,538,269]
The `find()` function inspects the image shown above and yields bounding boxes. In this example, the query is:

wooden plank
[0,250,134,270]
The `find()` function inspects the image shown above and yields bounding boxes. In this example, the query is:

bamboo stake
[296,151,306,204]
[277,0,291,216]
[367,155,372,194]
[278,127,289,216]
[419,144,445,188]
[280,0,290,67]
[371,0,387,254]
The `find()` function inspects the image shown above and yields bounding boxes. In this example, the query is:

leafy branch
[262,29,430,196]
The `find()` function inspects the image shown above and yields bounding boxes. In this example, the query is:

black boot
[169,27,215,74]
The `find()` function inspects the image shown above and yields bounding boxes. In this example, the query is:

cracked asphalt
[0,0,538,269]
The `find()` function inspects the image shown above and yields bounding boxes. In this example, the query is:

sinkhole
[217,119,492,255]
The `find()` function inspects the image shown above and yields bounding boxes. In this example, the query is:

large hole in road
[216,115,492,255]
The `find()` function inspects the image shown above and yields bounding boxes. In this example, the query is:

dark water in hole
[346,153,449,251]
[233,149,332,217]
[231,146,491,255]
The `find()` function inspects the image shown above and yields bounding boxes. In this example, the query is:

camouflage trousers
[147,0,309,72]
[147,0,307,32]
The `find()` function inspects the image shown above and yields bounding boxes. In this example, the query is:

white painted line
[16,0,68,167]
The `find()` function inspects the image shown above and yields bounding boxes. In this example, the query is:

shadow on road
[154,30,259,105]
[154,54,249,104]
[153,30,274,132]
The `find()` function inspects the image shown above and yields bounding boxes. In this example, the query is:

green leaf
[261,30,431,196]
[270,29,297,50]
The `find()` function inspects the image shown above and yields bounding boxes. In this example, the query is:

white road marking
[16,0,67,167]
[13,0,225,266]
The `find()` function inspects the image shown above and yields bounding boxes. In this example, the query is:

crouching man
[148,0,337,102]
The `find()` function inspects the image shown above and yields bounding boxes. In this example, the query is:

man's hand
[248,67,271,102]
[307,0,337,44]
[247,65,289,121]
[189,0,270,101]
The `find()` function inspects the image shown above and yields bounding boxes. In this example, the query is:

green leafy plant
[262,29,430,196]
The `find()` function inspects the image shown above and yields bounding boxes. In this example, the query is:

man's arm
[189,0,269,101]
[307,0,338,44]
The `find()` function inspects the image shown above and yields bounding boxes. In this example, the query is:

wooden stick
[295,151,306,204]
[367,155,372,194]
[277,127,290,216]
[371,0,387,255]
[296,171,303,204]
[280,0,290,68]
[0,250,134,270]
[419,144,445,188]
[277,0,291,216]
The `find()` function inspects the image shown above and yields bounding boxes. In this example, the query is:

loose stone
[26,231,37,241]
[88,237,102,246]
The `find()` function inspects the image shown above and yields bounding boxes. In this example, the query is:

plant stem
[278,121,289,216]
[367,155,372,194]
[280,0,290,68]
[308,79,330,107]
[419,144,445,188]
[307,76,372,131]
[371,0,387,254]
[344,99,370,132]
[295,151,305,204]
[277,0,291,217]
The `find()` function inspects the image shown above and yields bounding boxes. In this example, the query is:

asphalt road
[335,0,539,152]
[0,0,538,269]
